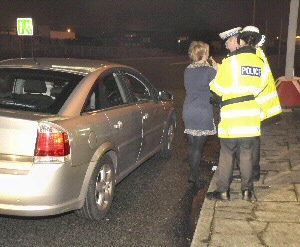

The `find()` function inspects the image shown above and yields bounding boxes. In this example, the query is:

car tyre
[158,118,175,159]
[75,154,115,220]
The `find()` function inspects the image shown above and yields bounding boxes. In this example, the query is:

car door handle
[114,121,123,129]
[143,113,149,119]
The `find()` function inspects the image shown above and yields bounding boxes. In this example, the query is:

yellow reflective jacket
[210,46,267,138]
[255,48,282,120]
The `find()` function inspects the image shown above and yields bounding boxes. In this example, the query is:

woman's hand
[210,57,218,71]
[213,62,218,71]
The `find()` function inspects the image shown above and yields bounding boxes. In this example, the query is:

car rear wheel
[75,154,115,220]
[158,118,175,159]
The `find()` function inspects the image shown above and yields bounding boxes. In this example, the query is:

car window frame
[118,69,159,103]
[81,69,132,114]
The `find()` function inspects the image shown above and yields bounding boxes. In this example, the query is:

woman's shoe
[188,179,204,190]
[194,180,205,190]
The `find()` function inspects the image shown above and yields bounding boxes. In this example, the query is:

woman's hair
[188,41,209,62]
[239,35,258,47]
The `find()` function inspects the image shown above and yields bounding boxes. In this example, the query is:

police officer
[217,27,254,182]
[233,26,282,181]
[206,28,268,201]
[217,27,245,182]
[249,26,282,121]
[239,26,282,181]
[217,26,282,183]
[219,27,242,53]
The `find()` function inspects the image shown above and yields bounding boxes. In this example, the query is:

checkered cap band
[223,30,240,40]
[219,27,242,41]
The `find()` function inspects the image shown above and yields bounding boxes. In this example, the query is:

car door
[121,70,166,162]
[82,70,143,179]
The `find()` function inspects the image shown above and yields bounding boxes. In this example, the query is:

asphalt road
[0,57,220,247]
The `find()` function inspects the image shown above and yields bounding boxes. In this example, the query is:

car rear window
[0,68,83,114]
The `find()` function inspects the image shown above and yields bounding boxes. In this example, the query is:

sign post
[17,18,34,58]
[285,0,299,79]
[276,0,300,107]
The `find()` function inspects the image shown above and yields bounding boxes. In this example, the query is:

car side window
[83,73,125,112]
[124,73,152,101]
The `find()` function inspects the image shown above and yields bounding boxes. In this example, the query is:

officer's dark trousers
[252,137,261,180]
[187,135,207,183]
[234,137,260,180]
[217,137,256,192]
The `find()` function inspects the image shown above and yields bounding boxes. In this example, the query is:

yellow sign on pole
[17,18,33,36]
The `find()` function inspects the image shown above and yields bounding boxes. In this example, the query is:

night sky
[0,0,298,40]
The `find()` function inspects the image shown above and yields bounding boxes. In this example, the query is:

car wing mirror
[158,90,173,101]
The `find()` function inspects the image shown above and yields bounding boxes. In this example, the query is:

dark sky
[0,0,298,40]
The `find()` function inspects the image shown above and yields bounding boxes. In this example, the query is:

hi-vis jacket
[255,48,282,120]
[210,46,267,138]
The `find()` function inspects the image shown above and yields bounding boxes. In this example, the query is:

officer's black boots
[241,189,252,201]
[206,190,230,201]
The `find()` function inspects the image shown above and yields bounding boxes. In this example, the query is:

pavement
[191,108,300,247]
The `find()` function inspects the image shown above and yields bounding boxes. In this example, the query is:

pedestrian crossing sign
[17,18,33,36]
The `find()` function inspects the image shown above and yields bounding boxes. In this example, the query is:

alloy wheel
[95,163,113,210]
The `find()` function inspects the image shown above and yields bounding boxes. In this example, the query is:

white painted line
[169,61,190,66]
[292,80,300,94]
[112,56,183,61]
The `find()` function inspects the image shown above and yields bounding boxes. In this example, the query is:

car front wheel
[75,154,115,220]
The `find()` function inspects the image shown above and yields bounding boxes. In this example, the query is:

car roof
[0,58,128,75]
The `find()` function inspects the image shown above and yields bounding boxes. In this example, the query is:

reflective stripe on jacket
[255,48,282,120]
[210,46,266,138]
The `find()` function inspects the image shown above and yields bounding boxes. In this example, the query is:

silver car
[0,58,175,220]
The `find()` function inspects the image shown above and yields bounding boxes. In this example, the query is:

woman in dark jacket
[182,41,217,189]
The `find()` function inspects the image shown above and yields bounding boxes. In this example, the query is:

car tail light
[34,122,70,159]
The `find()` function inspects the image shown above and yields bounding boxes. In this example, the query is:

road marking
[170,61,190,66]
[113,56,182,61]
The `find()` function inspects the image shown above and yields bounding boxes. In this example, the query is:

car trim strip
[0,153,33,163]
[0,168,29,175]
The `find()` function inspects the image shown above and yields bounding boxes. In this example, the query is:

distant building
[36,26,51,38]
[177,36,189,44]
[98,30,178,51]
[0,25,75,40]
[50,30,75,40]
[0,27,16,35]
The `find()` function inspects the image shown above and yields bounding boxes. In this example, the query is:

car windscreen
[0,68,83,114]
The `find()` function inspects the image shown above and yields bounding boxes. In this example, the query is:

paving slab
[263,223,300,247]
